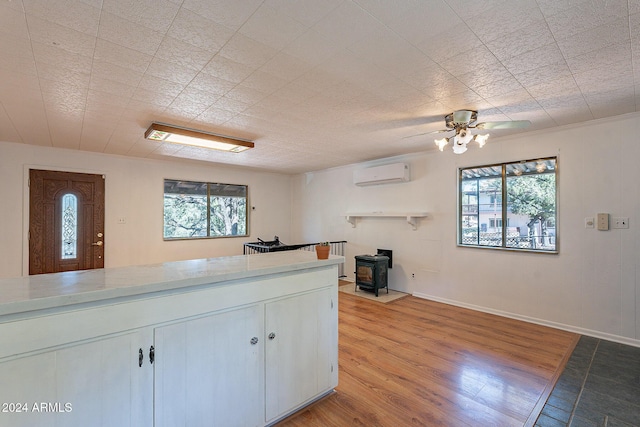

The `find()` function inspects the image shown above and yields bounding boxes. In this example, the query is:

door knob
[92,241,103,246]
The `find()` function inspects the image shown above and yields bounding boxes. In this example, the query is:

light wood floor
[277,289,578,427]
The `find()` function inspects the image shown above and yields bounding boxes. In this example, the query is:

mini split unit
[353,163,410,186]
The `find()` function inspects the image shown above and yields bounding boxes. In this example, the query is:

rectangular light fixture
[145,123,254,153]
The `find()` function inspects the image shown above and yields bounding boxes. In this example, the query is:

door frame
[22,165,108,276]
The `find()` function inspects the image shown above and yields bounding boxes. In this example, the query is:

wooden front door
[29,169,105,275]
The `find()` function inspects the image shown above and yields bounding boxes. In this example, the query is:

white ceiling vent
[353,163,410,186]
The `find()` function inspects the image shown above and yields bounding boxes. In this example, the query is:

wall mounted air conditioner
[353,163,410,186]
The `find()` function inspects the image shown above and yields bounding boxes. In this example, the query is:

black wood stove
[354,254,389,297]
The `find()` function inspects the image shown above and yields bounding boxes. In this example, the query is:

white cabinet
[154,305,264,427]
[0,330,152,427]
[153,287,338,427]
[0,258,340,427]
[265,287,338,423]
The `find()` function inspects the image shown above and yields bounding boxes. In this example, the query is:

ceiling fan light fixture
[457,128,474,145]
[421,110,530,155]
[474,133,489,148]
[452,140,467,154]
[145,123,254,153]
[452,110,474,124]
[434,137,448,151]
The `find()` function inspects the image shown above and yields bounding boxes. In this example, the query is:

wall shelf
[345,212,428,230]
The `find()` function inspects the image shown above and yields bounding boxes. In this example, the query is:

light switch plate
[612,217,629,229]
[597,213,609,231]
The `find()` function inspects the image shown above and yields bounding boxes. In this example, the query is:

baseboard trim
[412,292,640,348]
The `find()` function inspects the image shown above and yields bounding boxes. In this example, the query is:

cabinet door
[154,304,263,427]
[265,287,337,423]
[0,330,152,427]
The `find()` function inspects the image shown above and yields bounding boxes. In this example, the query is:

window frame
[163,179,249,241]
[457,157,558,254]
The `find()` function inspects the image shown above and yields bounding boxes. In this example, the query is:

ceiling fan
[406,110,531,154]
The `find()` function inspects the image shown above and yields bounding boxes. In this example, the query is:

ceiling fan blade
[402,129,453,139]
[452,110,473,124]
[475,120,531,130]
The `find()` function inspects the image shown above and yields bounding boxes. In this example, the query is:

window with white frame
[163,179,248,239]
[459,157,557,252]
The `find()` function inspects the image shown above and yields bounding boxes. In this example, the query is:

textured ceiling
[1,0,639,174]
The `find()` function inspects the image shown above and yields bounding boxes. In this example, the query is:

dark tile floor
[535,336,640,427]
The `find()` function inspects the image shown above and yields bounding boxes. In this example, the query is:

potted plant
[315,241,330,259]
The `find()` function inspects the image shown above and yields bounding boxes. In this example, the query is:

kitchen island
[0,251,342,427]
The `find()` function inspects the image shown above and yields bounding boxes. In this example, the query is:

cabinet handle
[138,348,144,367]
[149,346,155,364]
[268,332,276,340]
[250,337,259,345]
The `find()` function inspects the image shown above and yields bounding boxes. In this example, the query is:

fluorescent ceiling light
[145,123,254,153]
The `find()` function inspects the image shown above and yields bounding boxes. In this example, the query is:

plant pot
[315,245,330,259]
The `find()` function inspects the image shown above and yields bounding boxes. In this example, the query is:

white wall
[291,113,640,346]
[0,141,292,279]
[3,112,639,345]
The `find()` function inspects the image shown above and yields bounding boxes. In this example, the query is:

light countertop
[0,251,343,317]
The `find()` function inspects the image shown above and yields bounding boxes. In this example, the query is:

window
[489,218,503,228]
[163,179,248,239]
[61,193,78,259]
[459,157,557,252]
